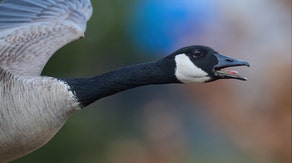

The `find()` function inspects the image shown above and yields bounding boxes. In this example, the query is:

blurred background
[13,0,291,162]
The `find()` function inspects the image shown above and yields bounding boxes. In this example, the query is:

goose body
[0,0,249,162]
[0,70,79,162]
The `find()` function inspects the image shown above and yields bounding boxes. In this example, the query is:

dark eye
[192,50,203,58]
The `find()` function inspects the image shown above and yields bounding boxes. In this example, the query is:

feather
[0,0,92,76]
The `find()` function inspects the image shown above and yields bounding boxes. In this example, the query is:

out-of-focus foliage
[10,0,291,163]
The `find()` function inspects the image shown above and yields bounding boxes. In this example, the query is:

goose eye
[192,51,203,58]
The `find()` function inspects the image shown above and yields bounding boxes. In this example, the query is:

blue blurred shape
[127,0,217,56]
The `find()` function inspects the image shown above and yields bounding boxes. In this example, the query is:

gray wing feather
[0,0,92,76]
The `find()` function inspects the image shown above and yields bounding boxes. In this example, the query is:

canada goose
[0,0,250,162]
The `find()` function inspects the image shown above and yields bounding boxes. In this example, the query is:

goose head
[167,45,250,83]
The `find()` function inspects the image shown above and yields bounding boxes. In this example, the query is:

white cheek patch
[174,54,210,83]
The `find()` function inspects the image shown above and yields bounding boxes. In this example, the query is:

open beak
[213,53,250,81]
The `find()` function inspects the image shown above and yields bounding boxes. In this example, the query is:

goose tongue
[226,70,238,74]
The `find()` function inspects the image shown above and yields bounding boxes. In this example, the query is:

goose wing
[0,0,92,76]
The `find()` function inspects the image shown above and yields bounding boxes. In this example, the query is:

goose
[0,0,250,162]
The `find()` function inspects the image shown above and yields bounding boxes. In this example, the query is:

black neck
[61,59,179,107]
